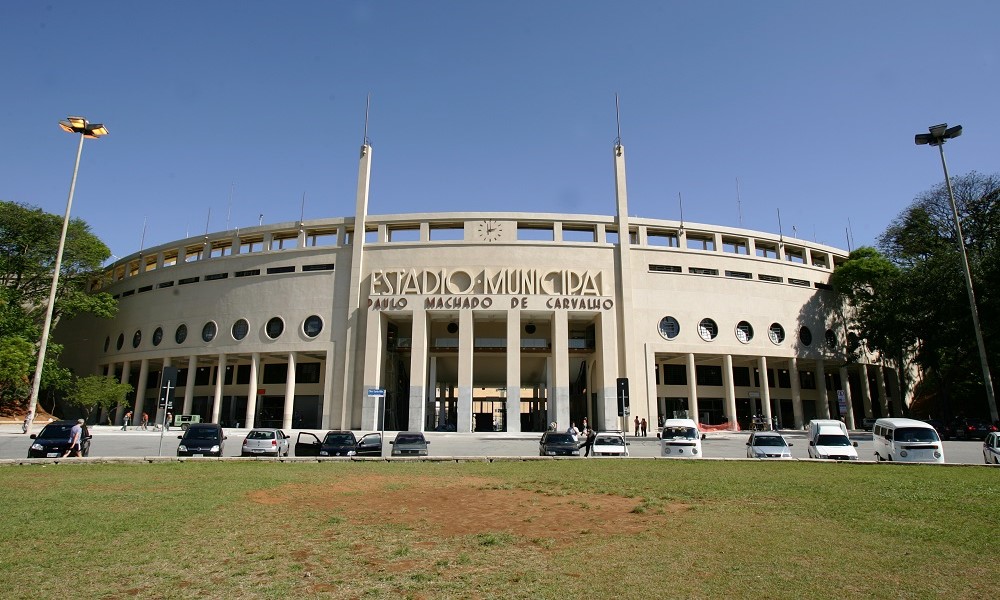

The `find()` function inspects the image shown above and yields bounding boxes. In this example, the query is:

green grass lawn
[0,460,995,599]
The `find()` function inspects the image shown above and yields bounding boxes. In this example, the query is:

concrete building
[59,140,902,432]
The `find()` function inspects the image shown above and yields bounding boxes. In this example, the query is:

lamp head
[915,123,962,146]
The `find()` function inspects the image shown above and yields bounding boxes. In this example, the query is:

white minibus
[872,418,944,463]
[659,418,703,458]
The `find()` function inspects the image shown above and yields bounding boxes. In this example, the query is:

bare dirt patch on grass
[248,473,686,540]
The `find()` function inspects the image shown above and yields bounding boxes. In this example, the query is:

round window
[825,329,837,350]
[104,336,110,352]
[132,330,142,349]
[175,324,188,344]
[799,326,813,346]
[202,321,217,343]
[232,319,249,341]
[768,323,785,345]
[736,321,754,344]
[698,318,718,341]
[152,327,163,347]
[116,333,124,351]
[304,315,323,338]
[266,317,284,339]
[658,316,680,340]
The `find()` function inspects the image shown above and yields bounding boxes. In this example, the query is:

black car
[539,432,580,456]
[950,418,997,441]
[176,423,226,457]
[295,431,383,457]
[28,420,92,458]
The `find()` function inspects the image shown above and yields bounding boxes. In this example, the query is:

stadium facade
[59,141,904,433]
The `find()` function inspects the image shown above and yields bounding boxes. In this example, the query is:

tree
[65,375,133,424]
[0,200,117,411]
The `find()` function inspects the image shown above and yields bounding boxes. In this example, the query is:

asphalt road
[0,424,991,465]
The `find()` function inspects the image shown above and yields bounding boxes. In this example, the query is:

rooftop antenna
[736,177,744,227]
[204,207,211,235]
[792,225,797,239]
[258,213,264,227]
[847,218,855,251]
[139,217,147,252]
[361,93,371,156]
[678,192,685,230]
[614,94,623,155]
[777,208,784,242]
[300,192,306,224]
[845,227,852,252]
[226,182,234,230]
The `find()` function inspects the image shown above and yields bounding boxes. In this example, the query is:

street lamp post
[24,116,108,434]
[914,123,998,424]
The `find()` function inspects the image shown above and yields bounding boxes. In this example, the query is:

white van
[659,418,702,458]
[872,418,944,463]
[806,419,859,460]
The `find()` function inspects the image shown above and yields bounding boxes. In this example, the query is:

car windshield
[323,433,356,445]
[395,434,425,445]
[662,426,697,440]
[594,436,622,445]
[38,424,74,439]
[544,434,575,444]
[816,434,851,446]
[184,428,220,440]
[895,428,939,443]
[247,431,275,440]
[752,436,786,447]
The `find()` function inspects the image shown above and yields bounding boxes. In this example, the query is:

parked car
[591,431,629,457]
[806,421,859,461]
[922,419,953,440]
[873,418,944,463]
[28,420,92,458]
[746,431,793,459]
[861,418,877,431]
[949,418,997,441]
[659,418,702,458]
[241,428,290,457]
[983,431,1000,465]
[176,423,226,457]
[539,432,580,456]
[294,431,383,457]
[390,432,429,457]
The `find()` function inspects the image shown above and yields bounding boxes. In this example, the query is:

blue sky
[2,1,998,261]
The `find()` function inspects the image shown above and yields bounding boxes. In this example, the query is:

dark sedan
[176,423,226,457]
[539,432,580,456]
[295,431,383,457]
[390,432,429,457]
[950,418,997,441]
[28,420,92,458]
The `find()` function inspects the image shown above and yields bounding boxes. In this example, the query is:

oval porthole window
[303,315,323,338]
[768,323,785,345]
[202,321,217,343]
[658,316,680,340]
[799,326,813,346]
[698,318,718,341]
[825,329,837,350]
[104,336,110,352]
[736,321,754,344]
[266,317,284,339]
[152,327,163,347]
[175,324,188,344]
[232,319,249,341]
[116,333,125,351]
[132,330,142,349]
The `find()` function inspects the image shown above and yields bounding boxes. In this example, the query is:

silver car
[241,428,290,457]
[746,431,793,459]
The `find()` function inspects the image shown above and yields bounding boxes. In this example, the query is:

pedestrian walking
[640,418,648,437]
[583,427,597,457]
[634,416,640,436]
[62,419,84,457]
[122,410,132,431]
[22,411,33,434]
[165,411,173,431]
[141,412,149,430]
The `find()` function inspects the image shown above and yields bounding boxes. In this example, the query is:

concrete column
[212,353,227,425]
[431,358,443,430]
[789,357,804,428]
[322,343,337,429]
[551,310,570,431]
[686,353,699,424]
[505,313,522,433]
[119,361,132,424]
[598,311,619,431]
[132,359,149,426]
[722,355,737,431]
[758,357,773,424]
[457,311,474,433]
[408,309,428,431]
[359,311,386,431]
[243,353,258,428]
[182,356,197,415]
[875,366,890,417]
[816,357,830,419]
[283,352,296,429]
[839,366,857,429]
[859,364,874,418]
[644,344,657,428]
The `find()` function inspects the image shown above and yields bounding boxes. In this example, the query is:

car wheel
[875,453,881,462]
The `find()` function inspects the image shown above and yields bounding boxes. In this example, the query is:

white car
[591,431,629,456]
[807,425,859,460]
[660,418,703,458]
[984,432,1000,465]
[746,431,793,459]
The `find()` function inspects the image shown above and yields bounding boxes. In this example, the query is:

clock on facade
[475,219,504,242]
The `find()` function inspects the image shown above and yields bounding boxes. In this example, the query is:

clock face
[476,219,504,242]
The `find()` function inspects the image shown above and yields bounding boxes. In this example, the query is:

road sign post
[157,367,178,456]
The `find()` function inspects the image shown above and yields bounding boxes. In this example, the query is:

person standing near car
[583,427,597,457]
[62,419,84,457]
